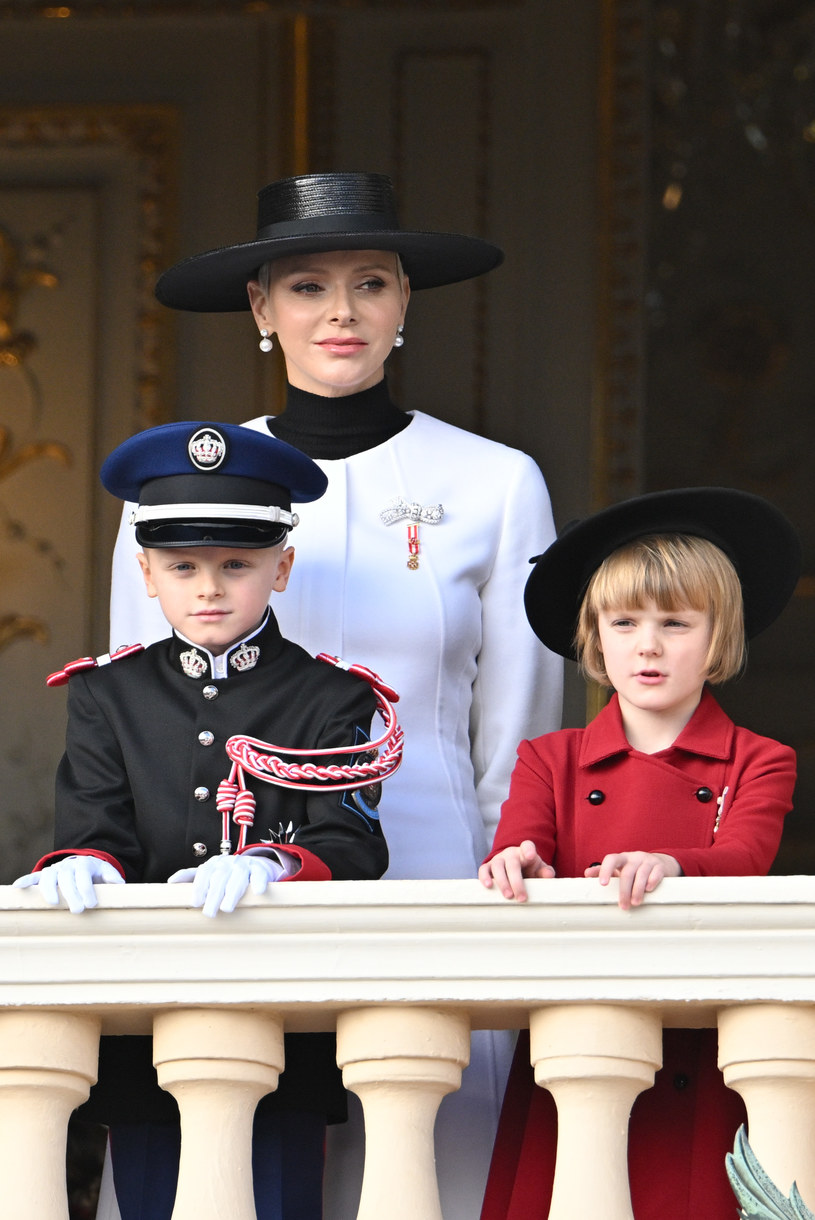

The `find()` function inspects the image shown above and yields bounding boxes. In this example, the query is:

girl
[479,486,800,1220]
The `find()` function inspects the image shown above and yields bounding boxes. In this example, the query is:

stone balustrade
[2,875,815,1219]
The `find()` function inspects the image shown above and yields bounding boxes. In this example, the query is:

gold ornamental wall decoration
[0,221,71,652]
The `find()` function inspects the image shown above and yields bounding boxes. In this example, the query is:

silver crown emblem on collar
[229,642,260,673]
[180,647,209,679]
[188,426,227,471]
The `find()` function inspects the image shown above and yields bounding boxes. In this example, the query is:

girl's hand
[478,840,556,902]
[585,851,681,910]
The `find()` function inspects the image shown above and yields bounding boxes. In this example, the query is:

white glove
[167,852,284,918]
[13,855,125,914]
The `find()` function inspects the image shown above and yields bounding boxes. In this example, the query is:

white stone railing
[3,875,815,1220]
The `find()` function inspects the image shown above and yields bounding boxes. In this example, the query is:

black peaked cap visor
[136,519,290,549]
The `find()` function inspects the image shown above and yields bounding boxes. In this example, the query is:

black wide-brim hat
[525,487,801,659]
[155,172,504,311]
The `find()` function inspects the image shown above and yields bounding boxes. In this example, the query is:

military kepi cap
[524,486,801,659]
[101,420,327,549]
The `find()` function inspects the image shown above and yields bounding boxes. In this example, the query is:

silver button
[202,684,219,700]
[198,731,215,747]
[194,786,210,802]
[192,842,208,857]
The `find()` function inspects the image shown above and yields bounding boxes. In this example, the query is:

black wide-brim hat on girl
[154,171,504,311]
[524,486,801,659]
[101,420,327,549]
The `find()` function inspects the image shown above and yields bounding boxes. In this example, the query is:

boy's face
[137,544,294,655]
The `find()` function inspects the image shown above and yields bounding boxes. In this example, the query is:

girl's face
[597,598,712,728]
[247,249,409,398]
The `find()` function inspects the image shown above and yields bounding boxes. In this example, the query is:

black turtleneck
[268,379,411,460]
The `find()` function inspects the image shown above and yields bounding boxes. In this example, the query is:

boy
[15,419,396,1220]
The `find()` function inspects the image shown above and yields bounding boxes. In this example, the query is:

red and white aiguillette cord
[216,655,403,851]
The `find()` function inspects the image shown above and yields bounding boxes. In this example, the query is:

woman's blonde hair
[256,251,407,297]
[575,533,746,686]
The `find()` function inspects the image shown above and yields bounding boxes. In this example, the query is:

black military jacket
[50,610,387,883]
[46,610,387,1124]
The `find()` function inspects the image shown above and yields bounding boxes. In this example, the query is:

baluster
[153,1008,284,1220]
[719,1002,815,1205]
[0,1009,100,1220]
[336,1006,470,1220]
[530,1004,662,1220]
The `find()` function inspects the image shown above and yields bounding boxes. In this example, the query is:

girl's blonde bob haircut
[575,533,746,687]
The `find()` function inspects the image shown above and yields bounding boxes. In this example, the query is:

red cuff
[33,849,126,879]
[266,845,331,882]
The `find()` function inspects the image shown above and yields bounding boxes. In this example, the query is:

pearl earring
[393,324,405,348]
[259,329,273,353]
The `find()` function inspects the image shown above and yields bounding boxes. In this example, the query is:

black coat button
[695,787,713,803]
[587,790,605,805]
[673,1073,690,1090]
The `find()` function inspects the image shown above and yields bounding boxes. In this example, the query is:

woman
[109,172,563,1219]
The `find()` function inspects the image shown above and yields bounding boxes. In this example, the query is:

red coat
[481,690,797,1220]
[485,688,796,879]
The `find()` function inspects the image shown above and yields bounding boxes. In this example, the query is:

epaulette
[46,643,145,688]
[316,653,400,703]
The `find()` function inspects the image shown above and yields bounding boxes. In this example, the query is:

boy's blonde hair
[575,533,746,686]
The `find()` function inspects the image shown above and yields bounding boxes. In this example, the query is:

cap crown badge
[188,427,227,472]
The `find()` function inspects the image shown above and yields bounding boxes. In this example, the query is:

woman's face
[247,249,409,398]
